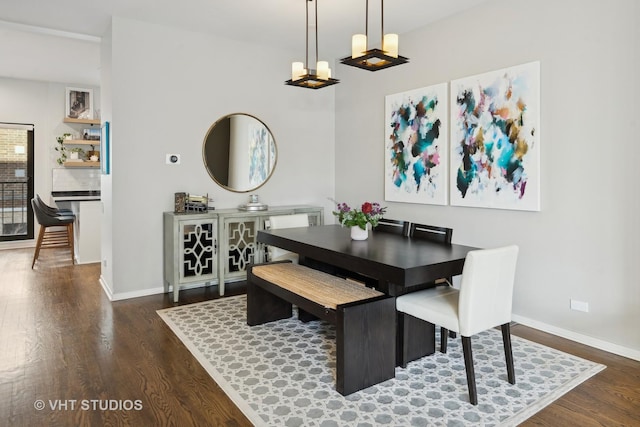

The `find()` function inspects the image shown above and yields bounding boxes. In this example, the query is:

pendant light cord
[381,0,384,48]
[365,0,385,49]
[305,0,309,70]
[315,0,319,67]
[365,0,369,46]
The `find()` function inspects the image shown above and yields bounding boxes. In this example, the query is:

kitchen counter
[51,190,100,202]
[54,199,101,264]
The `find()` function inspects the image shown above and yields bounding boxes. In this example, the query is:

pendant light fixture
[285,0,339,89]
[340,0,409,71]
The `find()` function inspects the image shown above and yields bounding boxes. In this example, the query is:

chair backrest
[458,245,519,336]
[267,214,309,261]
[409,223,453,244]
[36,194,61,216]
[373,218,409,236]
[31,198,58,226]
[267,214,309,230]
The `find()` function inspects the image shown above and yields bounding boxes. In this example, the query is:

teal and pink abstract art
[450,61,540,211]
[384,83,449,205]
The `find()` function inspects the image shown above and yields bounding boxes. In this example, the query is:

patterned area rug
[157,296,605,427]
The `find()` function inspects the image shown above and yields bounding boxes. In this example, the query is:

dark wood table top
[257,225,478,291]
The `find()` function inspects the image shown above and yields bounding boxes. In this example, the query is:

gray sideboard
[163,205,324,302]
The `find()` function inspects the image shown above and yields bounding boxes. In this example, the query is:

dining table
[257,224,479,365]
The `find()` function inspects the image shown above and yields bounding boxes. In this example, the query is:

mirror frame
[202,113,277,193]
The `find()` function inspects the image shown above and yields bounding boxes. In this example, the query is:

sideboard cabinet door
[220,217,260,284]
[164,213,218,302]
[165,206,323,298]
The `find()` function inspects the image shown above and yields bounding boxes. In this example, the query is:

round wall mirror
[203,113,277,193]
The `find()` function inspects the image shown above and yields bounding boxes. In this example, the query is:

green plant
[70,147,85,154]
[332,201,386,230]
[54,135,70,165]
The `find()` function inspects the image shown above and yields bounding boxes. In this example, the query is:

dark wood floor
[1,248,638,426]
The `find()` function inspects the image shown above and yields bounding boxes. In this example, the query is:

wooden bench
[247,261,396,396]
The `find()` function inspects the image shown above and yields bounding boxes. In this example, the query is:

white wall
[0,24,100,86]
[335,0,640,358]
[99,25,114,295]
[104,17,336,299]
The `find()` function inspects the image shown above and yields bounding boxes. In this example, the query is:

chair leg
[32,225,45,268]
[440,327,448,353]
[501,323,516,384]
[462,336,478,405]
[401,314,410,368]
[449,331,457,338]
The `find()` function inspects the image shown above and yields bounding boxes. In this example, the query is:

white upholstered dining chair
[266,214,309,263]
[395,245,519,405]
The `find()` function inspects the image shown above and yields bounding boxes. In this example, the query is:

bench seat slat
[251,263,383,310]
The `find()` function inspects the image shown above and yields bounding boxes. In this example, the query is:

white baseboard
[103,282,222,302]
[109,286,166,301]
[0,240,35,250]
[512,314,640,362]
[99,275,114,300]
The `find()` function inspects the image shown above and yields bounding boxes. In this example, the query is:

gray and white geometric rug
[157,295,605,427]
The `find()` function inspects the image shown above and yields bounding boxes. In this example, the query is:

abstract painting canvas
[450,61,540,211]
[385,83,448,205]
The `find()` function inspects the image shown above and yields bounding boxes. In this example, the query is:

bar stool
[36,194,73,216]
[31,198,75,268]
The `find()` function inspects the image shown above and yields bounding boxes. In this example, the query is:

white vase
[350,225,368,240]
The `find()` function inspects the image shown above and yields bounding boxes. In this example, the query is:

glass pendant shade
[383,33,398,58]
[352,34,367,58]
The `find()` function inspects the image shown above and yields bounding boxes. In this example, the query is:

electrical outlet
[570,299,589,312]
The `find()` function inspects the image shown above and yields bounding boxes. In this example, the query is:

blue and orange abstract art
[384,83,449,205]
[450,61,540,211]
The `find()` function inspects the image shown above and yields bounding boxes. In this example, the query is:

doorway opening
[0,123,34,241]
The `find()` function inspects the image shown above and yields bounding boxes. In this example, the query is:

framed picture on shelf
[65,87,94,120]
[101,121,110,175]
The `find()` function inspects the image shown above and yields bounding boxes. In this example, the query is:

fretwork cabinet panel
[164,213,218,302]
[164,205,324,300]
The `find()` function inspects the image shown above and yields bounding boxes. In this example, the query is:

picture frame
[101,121,110,175]
[384,82,449,206]
[65,87,94,120]
[450,61,540,211]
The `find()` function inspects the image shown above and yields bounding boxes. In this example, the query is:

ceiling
[0,0,490,59]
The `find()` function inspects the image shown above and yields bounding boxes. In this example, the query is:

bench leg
[246,278,292,326]
[336,297,396,395]
[396,312,435,368]
[297,308,319,323]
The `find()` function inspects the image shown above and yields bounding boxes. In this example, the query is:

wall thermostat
[166,154,181,164]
